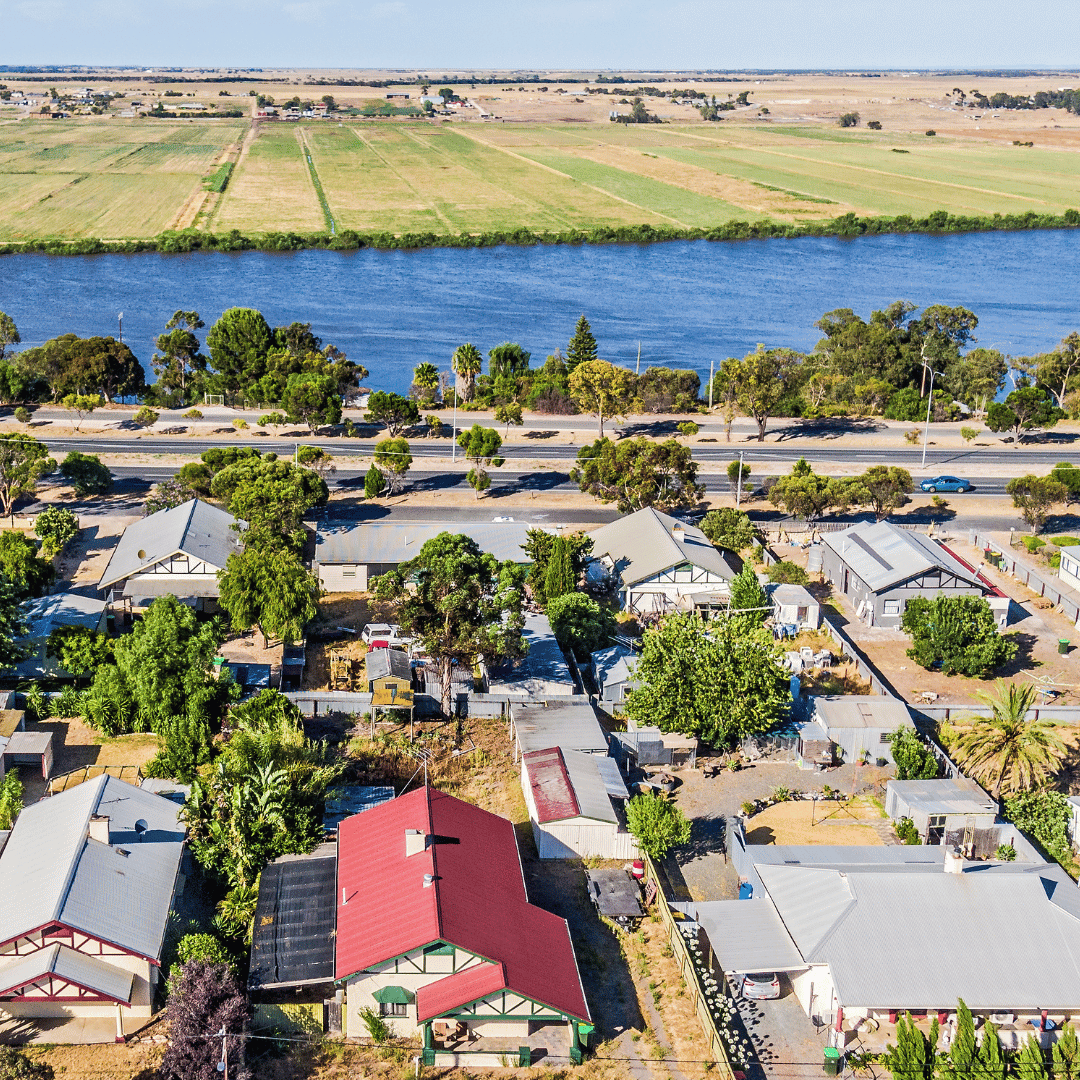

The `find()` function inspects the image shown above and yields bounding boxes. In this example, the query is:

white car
[740,972,781,1000]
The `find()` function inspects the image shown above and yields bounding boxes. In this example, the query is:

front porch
[425,1019,575,1067]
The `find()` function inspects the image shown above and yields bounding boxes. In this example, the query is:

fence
[643,854,736,1078]
[972,530,1080,625]
[819,616,899,699]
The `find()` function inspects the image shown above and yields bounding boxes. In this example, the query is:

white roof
[513,703,609,756]
[820,521,984,594]
[691,899,806,974]
[591,645,638,689]
[888,777,997,817]
[21,592,106,639]
[315,522,541,566]
[99,499,241,588]
[588,508,740,588]
[0,774,186,960]
[488,615,574,697]
[812,695,913,731]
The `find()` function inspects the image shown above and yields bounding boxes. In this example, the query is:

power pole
[709,359,715,410]
[636,342,641,376]
[117,312,123,343]
[736,450,744,508]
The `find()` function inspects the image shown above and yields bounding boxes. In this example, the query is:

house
[586,507,740,614]
[0,775,187,1040]
[521,746,637,859]
[487,615,575,699]
[98,499,241,611]
[1060,548,1080,592]
[819,521,1009,628]
[885,777,998,846]
[766,583,820,630]
[709,836,1080,1031]
[314,522,539,592]
[510,702,609,761]
[335,786,592,1064]
[797,695,914,766]
[12,592,108,679]
[590,645,638,704]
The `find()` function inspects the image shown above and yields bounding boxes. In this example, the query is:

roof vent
[137,549,147,560]
[134,819,148,840]
[116,847,130,858]
[405,829,426,857]
[88,814,110,845]
[944,846,965,874]
[423,874,435,888]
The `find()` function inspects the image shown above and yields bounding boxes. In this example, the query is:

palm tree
[452,343,483,403]
[951,681,1065,799]
[413,362,439,393]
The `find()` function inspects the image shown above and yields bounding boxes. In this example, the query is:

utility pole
[709,359,715,410]
[117,312,123,343]
[451,383,458,463]
[736,450,744,508]
[921,367,944,468]
[636,342,641,376]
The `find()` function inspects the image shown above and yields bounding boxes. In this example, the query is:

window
[879,732,891,744]
[379,1001,408,1017]
[342,566,356,579]
[883,599,900,616]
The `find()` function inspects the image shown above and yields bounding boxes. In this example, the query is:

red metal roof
[335,786,590,1022]
[938,542,1007,598]
[523,747,580,824]
[415,962,507,1022]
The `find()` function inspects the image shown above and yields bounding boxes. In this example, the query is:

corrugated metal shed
[249,849,337,990]
[594,756,631,800]
[512,703,608,757]
[0,774,185,960]
[523,748,580,824]
[99,499,241,588]
[366,648,412,683]
[886,776,996,818]
[812,695,913,731]
[322,785,395,831]
[315,522,537,566]
[488,615,575,698]
[692,900,806,973]
[0,941,135,1003]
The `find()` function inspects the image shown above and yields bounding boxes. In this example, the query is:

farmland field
[1,114,1079,241]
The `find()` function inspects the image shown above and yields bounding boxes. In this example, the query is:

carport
[691,899,807,975]
[1,730,53,779]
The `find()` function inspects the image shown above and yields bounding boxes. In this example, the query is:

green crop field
[0,119,245,239]
[1,117,1078,242]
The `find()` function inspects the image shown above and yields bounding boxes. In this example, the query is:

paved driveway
[737,973,831,1080]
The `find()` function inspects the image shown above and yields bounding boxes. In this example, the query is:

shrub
[676,421,699,436]
[926,129,937,136]
[183,408,203,420]
[867,120,882,130]
[176,933,232,969]
[771,786,792,802]
[1021,535,1046,554]
[1004,790,1071,864]
[546,592,616,661]
[625,792,692,858]
[995,843,1017,862]
[960,426,980,443]
[13,407,30,424]
[895,816,921,844]
[741,800,756,816]
[0,770,24,830]
[22,683,50,723]
[358,1006,392,1043]
[0,1046,52,1079]
[838,111,860,127]
[1051,536,1080,547]
[133,405,159,428]
[767,560,810,585]
[60,452,112,496]
[34,504,78,559]
[53,684,83,718]
[233,418,248,430]
[904,428,921,444]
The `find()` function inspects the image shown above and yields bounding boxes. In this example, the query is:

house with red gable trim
[335,786,592,1062]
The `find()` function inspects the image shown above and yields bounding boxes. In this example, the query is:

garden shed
[809,695,914,766]
[885,777,997,845]
[590,645,638,704]
[765,583,820,630]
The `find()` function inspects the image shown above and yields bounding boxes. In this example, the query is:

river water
[4,230,1079,393]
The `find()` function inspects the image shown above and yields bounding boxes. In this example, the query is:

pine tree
[1016,1036,1049,1080]
[364,463,384,499]
[728,565,768,627]
[981,1022,1006,1080]
[1054,1023,1080,1080]
[543,537,574,602]
[566,315,598,372]
[885,1013,938,1080]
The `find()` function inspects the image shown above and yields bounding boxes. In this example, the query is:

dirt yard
[744,796,889,847]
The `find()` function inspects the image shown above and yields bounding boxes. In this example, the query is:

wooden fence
[972,530,1080,625]
[819,616,898,699]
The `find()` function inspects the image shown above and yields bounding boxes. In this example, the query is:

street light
[921,368,946,468]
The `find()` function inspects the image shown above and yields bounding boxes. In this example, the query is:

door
[843,569,850,594]
[926,815,946,845]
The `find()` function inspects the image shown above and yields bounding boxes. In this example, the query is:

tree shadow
[891,503,957,525]
[1025,430,1080,445]
[308,498,392,523]
[994,632,1040,678]
[490,471,571,496]
[522,430,559,440]
[776,416,884,441]
[1043,510,1080,535]
[618,420,681,438]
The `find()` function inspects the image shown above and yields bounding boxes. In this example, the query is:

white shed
[521,746,639,860]
[765,583,820,630]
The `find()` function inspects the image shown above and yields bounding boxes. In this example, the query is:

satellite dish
[137,549,146,560]
[134,819,148,839]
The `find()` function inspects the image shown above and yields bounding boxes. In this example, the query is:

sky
[3,0,1080,70]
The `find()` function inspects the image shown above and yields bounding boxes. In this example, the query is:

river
[3,229,1079,393]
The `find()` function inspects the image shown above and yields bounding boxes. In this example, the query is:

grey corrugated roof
[513,703,609,756]
[888,777,996,817]
[756,863,856,957]
[594,755,631,800]
[813,695,913,731]
[561,750,619,824]
[0,774,186,960]
[366,648,412,683]
[489,615,574,697]
[21,593,106,639]
[692,900,807,974]
[0,942,134,1002]
[591,645,638,690]
[314,522,540,566]
[820,521,983,594]
[99,499,241,588]
[587,508,739,588]
[765,583,818,607]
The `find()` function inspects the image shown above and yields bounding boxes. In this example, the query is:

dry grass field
[2,71,1080,239]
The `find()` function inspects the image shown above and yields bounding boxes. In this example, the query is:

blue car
[921,475,971,493]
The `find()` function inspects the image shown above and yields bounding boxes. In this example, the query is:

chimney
[944,846,964,874]
[88,815,110,845]
[672,523,685,540]
[405,829,426,857]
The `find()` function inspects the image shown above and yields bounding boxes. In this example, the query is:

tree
[543,536,576,602]
[495,401,524,435]
[546,592,615,661]
[767,561,810,585]
[1050,462,1080,504]
[1026,332,1080,410]
[364,463,384,499]
[626,613,790,746]
[456,424,504,499]
[952,681,1065,798]
[211,457,328,538]
[726,346,801,441]
[568,360,634,437]
[726,458,751,490]
[1016,1035,1050,1080]
[373,437,412,494]
[145,478,198,516]
[205,307,273,396]
[625,793,691,859]
[218,543,319,647]
[34,505,78,558]
[884,1013,938,1080]
[59,452,111,497]
[944,347,1006,412]
[451,342,483,403]
[902,595,1018,677]
[16,334,144,402]
[373,532,527,716]
[913,304,978,394]
[0,531,54,598]
[565,315,599,374]
[888,726,940,780]
[411,361,440,404]
[986,387,1064,440]
[1006,474,1068,534]
[940,1001,1004,1080]
[46,626,110,682]
[295,445,335,479]
[522,528,593,608]
[282,372,341,433]
[0,312,19,361]
[159,961,251,1080]
[0,772,24,833]
[571,437,703,514]
[0,435,53,515]
[701,508,755,552]
[1055,1023,1080,1080]
[768,458,853,522]
[152,310,208,403]
[59,393,101,432]
[852,465,913,519]
[728,566,768,627]
[132,405,159,429]
[488,341,531,379]
[365,390,420,436]
[1004,789,1071,864]
[838,111,860,127]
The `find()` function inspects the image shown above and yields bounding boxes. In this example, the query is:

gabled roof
[512,703,609,756]
[416,962,508,1022]
[366,648,412,683]
[0,774,186,961]
[0,942,134,1003]
[335,786,590,1022]
[315,522,541,566]
[21,592,106,639]
[489,615,574,697]
[812,695,913,731]
[820,521,986,594]
[524,747,624,825]
[591,645,638,689]
[888,776,996,817]
[587,508,740,588]
[98,499,241,588]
